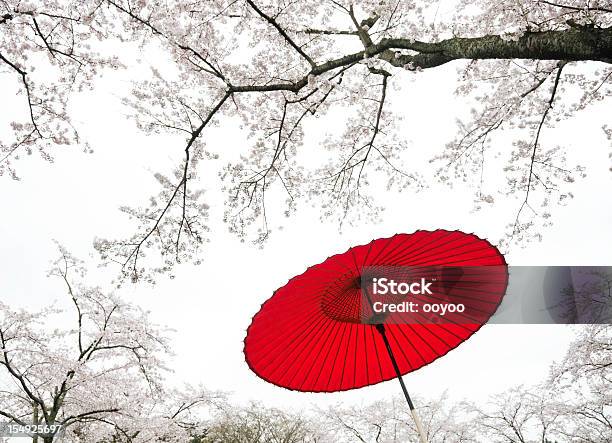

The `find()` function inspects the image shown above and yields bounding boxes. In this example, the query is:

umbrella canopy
[244,230,508,393]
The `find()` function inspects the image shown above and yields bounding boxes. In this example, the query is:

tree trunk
[32,403,39,443]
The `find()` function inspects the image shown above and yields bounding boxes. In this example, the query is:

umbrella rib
[408,314,466,347]
[383,325,416,375]
[251,290,324,338]
[364,235,421,271]
[402,309,456,351]
[324,321,351,391]
[309,318,348,390]
[384,264,505,282]
[253,277,365,383]
[391,324,430,368]
[298,286,363,389]
[364,323,370,386]
[384,239,468,267]
[378,231,457,267]
[315,262,358,279]
[339,325,357,390]
[411,319,454,356]
[253,301,334,377]
[385,232,502,267]
[320,255,354,275]
[276,313,336,387]
[369,324,385,382]
[360,239,376,270]
[321,283,357,321]
[289,314,338,387]
[395,246,503,267]
[324,279,360,320]
[390,241,503,266]
[279,289,366,388]
[365,235,399,265]
[353,324,360,388]
[349,246,363,277]
[370,233,442,268]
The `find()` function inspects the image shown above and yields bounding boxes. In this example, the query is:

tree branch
[0,329,49,423]
[246,0,316,67]
[379,27,612,69]
[122,91,231,280]
[510,61,567,240]
[538,1,612,14]
[0,409,27,426]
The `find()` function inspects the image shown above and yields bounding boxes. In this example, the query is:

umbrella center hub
[318,272,365,324]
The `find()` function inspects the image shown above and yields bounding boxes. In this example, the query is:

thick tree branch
[348,6,377,48]
[379,27,612,69]
[232,26,611,95]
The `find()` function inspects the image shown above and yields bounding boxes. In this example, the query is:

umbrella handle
[411,409,428,443]
[375,324,429,443]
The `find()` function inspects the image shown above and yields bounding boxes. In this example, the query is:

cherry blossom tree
[1,0,611,282]
[0,0,121,176]
[548,324,612,442]
[317,393,474,442]
[0,247,222,442]
[196,401,322,443]
[465,325,611,442]
[466,386,565,442]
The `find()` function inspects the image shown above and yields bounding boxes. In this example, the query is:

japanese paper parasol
[244,230,508,443]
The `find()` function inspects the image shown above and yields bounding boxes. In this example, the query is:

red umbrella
[244,230,508,442]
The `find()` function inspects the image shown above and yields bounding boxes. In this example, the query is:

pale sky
[1,31,611,422]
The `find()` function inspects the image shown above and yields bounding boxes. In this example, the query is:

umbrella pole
[375,324,428,443]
